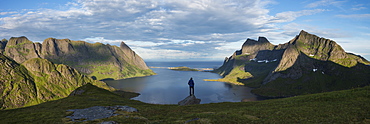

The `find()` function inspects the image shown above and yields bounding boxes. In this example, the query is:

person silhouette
[188,77,195,95]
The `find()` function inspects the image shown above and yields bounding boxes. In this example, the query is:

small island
[169,66,200,71]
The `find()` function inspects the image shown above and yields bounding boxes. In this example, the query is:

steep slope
[3,36,41,63]
[214,30,370,97]
[0,54,37,109]
[0,53,112,109]
[3,37,154,80]
[0,39,7,53]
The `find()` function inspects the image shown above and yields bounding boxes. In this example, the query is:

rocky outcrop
[66,105,138,122]
[241,37,275,55]
[0,54,112,109]
[178,95,201,105]
[4,36,41,63]
[0,39,7,53]
[2,37,154,80]
[215,30,370,97]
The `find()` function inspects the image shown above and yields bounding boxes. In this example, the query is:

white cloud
[0,0,280,42]
[351,7,367,11]
[336,14,370,18]
[269,9,327,23]
[2,0,361,60]
[0,11,18,15]
[305,0,345,8]
[133,47,208,60]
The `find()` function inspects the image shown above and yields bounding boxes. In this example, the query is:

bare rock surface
[66,105,138,122]
[178,95,201,106]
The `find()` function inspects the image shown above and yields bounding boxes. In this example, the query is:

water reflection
[105,68,262,104]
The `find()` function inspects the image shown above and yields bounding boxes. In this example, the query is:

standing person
[188,77,195,95]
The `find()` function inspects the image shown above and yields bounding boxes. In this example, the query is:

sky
[1,0,369,61]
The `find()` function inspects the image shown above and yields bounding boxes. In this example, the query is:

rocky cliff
[2,37,154,80]
[0,53,112,109]
[214,30,370,97]
[0,39,7,53]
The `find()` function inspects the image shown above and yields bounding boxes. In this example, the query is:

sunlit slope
[0,54,112,109]
[214,30,370,97]
[1,36,155,80]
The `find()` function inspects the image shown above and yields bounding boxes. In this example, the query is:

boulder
[178,95,201,106]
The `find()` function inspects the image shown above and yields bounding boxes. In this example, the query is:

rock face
[215,30,370,97]
[2,37,154,80]
[66,105,138,122]
[178,95,201,105]
[0,53,112,109]
[0,39,7,53]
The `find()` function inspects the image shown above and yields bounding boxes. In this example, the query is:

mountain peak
[120,41,131,50]
[258,36,269,43]
[8,36,32,45]
[241,37,274,55]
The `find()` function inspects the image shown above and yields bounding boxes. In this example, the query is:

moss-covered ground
[1,84,369,123]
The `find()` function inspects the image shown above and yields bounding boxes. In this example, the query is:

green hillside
[0,84,369,123]
[0,54,112,109]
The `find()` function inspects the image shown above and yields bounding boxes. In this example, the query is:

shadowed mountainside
[0,53,113,110]
[1,36,155,80]
[214,30,370,97]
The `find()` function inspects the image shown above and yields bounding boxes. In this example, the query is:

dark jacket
[188,79,194,87]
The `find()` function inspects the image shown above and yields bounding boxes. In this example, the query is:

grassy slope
[209,54,277,86]
[0,84,369,123]
[67,41,155,80]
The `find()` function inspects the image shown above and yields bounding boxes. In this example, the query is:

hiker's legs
[190,86,194,95]
[189,86,192,95]
[192,87,194,95]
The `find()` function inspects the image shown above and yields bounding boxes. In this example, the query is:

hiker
[188,77,195,95]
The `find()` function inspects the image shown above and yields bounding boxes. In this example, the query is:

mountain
[0,53,113,109]
[214,30,370,97]
[1,36,155,80]
[0,39,7,53]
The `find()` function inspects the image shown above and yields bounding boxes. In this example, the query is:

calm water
[105,61,264,104]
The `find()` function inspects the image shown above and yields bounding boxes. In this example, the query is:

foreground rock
[66,105,138,122]
[178,95,201,105]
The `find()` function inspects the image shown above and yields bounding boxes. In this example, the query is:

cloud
[305,0,345,8]
[268,9,327,23]
[0,0,339,60]
[0,11,18,15]
[351,7,367,11]
[336,14,370,18]
[0,0,276,41]
[351,4,367,11]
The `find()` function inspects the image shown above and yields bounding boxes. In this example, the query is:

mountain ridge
[214,30,370,97]
[1,36,155,80]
